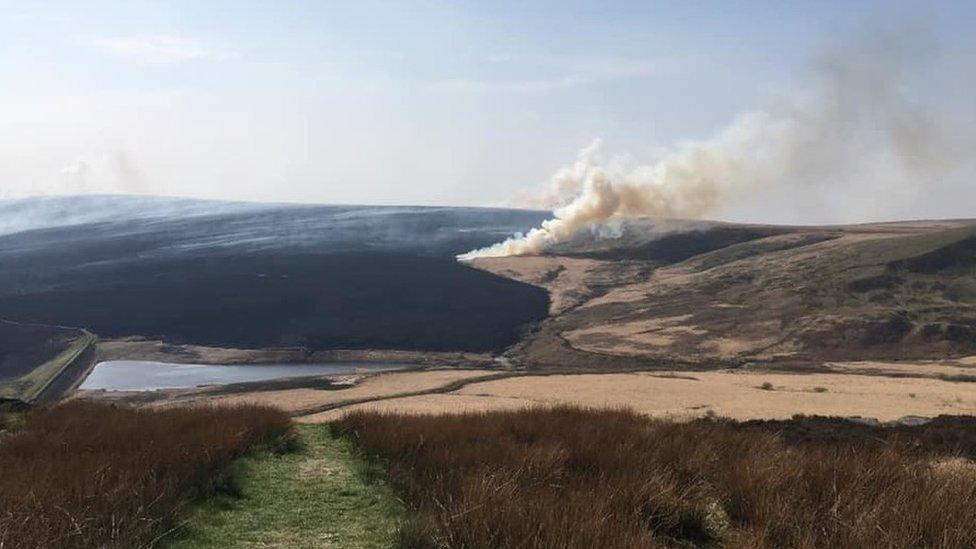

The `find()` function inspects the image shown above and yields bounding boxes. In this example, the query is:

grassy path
[168,425,403,548]
[290,371,520,417]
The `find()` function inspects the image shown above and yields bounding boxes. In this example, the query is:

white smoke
[459,25,973,261]
[59,150,149,196]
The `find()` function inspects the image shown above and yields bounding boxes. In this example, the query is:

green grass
[168,424,403,549]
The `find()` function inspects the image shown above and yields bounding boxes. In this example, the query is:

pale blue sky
[2,1,974,212]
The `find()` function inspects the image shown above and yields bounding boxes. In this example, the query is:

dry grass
[469,256,601,314]
[477,222,976,368]
[0,401,293,548]
[301,370,976,422]
[333,407,976,548]
[826,358,976,378]
[185,370,492,414]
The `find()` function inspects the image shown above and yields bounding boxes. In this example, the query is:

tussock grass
[334,407,976,548]
[0,401,292,548]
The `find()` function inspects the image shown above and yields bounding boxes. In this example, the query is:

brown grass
[174,369,494,415]
[301,370,976,422]
[0,401,292,548]
[333,407,976,548]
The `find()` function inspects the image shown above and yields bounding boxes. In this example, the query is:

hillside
[0,320,93,403]
[473,219,976,368]
[0,196,549,354]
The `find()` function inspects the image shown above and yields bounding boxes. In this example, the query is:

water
[80,360,407,391]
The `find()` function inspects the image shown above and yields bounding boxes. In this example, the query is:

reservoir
[80,360,407,391]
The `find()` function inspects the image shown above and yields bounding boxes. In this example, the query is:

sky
[1,1,974,220]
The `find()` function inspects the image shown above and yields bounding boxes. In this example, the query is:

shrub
[760,381,775,390]
[0,401,292,548]
[333,407,976,548]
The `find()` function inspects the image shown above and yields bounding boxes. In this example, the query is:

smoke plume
[459,24,972,261]
[59,150,149,196]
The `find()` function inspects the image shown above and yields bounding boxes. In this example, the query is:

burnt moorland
[0,196,550,357]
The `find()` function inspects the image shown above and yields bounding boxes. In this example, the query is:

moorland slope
[473,218,976,368]
[0,196,550,354]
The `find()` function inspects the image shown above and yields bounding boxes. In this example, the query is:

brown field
[149,369,495,414]
[825,358,976,378]
[297,367,976,423]
[0,402,292,548]
[333,407,976,548]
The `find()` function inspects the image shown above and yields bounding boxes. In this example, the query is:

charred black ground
[0,321,79,380]
[0,197,550,354]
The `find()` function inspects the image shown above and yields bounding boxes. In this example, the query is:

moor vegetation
[334,407,976,548]
[0,402,294,548]
[492,221,976,370]
[0,198,550,354]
